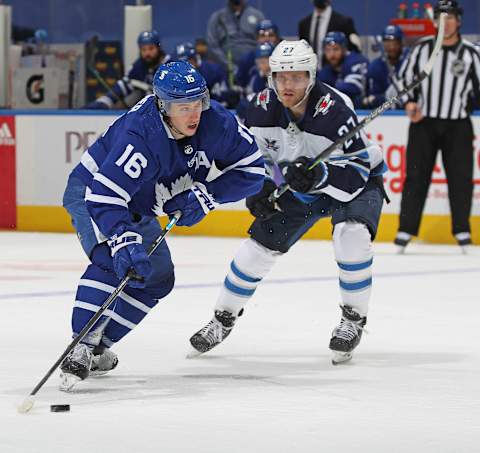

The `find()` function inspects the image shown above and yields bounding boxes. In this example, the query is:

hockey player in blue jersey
[236,42,274,120]
[363,25,408,108]
[87,30,170,110]
[189,40,387,365]
[236,19,281,89]
[175,42,239,108]
[246,42,274,95]
[318,31,369,108]
[60,61,264,391]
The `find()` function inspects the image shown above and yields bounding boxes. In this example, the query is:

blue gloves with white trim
[283,157,327,193]
[163,182,216,227]
[107,227,152,288]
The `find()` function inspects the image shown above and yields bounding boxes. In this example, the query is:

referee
[394,0,480,252]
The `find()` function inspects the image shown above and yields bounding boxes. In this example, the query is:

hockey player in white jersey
[189,40,387,364]
[60,61,264,391]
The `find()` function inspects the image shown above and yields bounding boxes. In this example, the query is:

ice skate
[456,234,472,255]
[329,306,367,365]
[188,310,237,357]
[90,346,118,377]
[59,343,93,392]
[394,232,411,254]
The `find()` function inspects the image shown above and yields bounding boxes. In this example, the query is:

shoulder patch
[256,88,271,111]
[313,93,335,117]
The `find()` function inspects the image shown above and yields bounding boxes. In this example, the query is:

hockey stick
[268,13,447,203]
[86,35,130,109]
[17,212,181,414]
[218,16,235,88]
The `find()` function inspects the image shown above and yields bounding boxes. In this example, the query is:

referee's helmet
[434,0,463,18]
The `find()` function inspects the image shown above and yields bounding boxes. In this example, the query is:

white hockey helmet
[268,39,318,101]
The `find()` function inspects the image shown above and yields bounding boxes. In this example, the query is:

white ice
[0,232,479,453]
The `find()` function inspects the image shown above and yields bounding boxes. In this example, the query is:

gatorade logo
[0,122,15,146]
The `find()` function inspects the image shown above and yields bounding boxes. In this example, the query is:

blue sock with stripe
[72,264,158,347]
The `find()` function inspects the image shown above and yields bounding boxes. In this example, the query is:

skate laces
[68,344,92,367]
[333,317,367,341]
[199,318,226,344]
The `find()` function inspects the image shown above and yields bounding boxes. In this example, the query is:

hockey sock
[333,221,373,317]
[72,264,158,347]
[215,238,281,315]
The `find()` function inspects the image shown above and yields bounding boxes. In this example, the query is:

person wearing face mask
[87,30,170,110]
[393,0,480,253]
[298,0,361,67]
[206,0,265,72]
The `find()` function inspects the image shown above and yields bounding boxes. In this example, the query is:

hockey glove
[246,178,281,220]
[283,157,328,193]
[163,182,216,227]
[107,227,152,288]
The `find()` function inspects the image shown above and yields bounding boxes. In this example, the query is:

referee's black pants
[398,117,474,236]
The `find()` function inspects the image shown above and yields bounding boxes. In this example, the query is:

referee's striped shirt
[396,36,480,119]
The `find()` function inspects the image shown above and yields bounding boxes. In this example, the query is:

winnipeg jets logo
[256,88,270,111]
[313,93,335,117]
[265,138,279,152]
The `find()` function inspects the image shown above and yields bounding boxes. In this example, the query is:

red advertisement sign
[0,116,16,229]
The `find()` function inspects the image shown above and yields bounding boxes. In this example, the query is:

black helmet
[434,0,463,17]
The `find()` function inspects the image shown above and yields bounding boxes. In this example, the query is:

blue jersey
[97,56,169,108]
[71,95,264,238]
[246,68,268,96]
[318,52,369,108]
[198,60,229,102]
[366,49,408,108]
[246,83,386,203]
[236,50,256,88]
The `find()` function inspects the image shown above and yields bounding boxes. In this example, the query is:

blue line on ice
[1,267,479,301]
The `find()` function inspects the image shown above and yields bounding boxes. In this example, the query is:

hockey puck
[50,404,70,413]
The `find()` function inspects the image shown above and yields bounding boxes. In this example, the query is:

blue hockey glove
[246,178,281,220]
[163,182,216,227]
[283,157,328,193]
[107,227,152,288]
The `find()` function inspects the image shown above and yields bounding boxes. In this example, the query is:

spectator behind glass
[317,31,368,108]
[236,19,280,89]
[363,24,409,108]
[206,0,264,75]
[298,0,361,68]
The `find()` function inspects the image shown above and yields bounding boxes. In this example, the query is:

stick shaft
[28,213,180,397]
[268,14,446,203]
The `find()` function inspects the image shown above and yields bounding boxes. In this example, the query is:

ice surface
[0,232,479,452]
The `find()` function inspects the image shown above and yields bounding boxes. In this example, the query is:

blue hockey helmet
[153,61,210,115]
[382,25,403,41]
[256,19,279,35]
[255,42,274,59]
[323,31,347,48]
[137,30,161,47]
[175,42,197,61]
[34,29,48,43]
